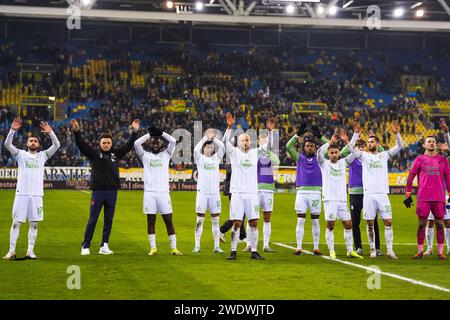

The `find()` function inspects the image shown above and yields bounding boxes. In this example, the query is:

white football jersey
[196,154,221,195]
[141,151,171,192]
[15,150,49,196]
[319,158,348,202]
[360,151,391,194]
[229,148,259,194]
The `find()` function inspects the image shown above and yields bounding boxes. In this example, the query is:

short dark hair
[99,133,113,141]
[368,135,379,143]
[424,135,436,141]
[328,144,339,150]
[201,140,215,155]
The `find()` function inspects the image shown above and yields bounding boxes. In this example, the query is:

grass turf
[0,190,449,300]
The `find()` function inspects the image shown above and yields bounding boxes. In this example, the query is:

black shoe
[313,249,323,256]
[251,252,265,260]
[227,251,237,260]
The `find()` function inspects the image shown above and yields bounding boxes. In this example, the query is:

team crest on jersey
[239,158,253,168]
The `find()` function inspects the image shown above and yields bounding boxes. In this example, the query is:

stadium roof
[0,0,449,31]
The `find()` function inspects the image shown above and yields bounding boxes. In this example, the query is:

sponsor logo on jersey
[25,159,40,169]
[425,165,440,176]
[239,158,253,168]
[369,159,383,169]
[330,166,343,177]
[203,162,217,170]
[148,159,163,168]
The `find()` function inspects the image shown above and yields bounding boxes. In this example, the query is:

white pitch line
[273,242,450,294]
[284,241,419,246]
[80,190,92,194]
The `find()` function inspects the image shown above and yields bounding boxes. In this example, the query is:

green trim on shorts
[258,183,275,191]
[349,187,363,194]
[296,186,322,191]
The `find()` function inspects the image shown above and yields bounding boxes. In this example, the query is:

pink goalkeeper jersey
[406,154,450,202]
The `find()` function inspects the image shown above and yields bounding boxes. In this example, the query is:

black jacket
[74,131,138,190]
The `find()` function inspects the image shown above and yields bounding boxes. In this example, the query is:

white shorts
[324,201,351,222]
[363,194,392,220]
[230,193,260,221]
[258,191,274,212]
[143,192,173,215]
[295,192,322,215]
[196,194,222,214]
[12,195,44,223]
[428,209,450,221]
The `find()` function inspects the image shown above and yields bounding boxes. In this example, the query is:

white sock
[296,217,305,250]
[27,222,38,253]
[211,216,220,248]
[344,228,353,253]
[194,216,205,248]
[312,218,320,250]
[148,234,156,249]
[169,234,177,250]
[249,226,259,252]
[231,226,240,251]
[385,226,394,253]
[326,228,334,252]
[445,228,450,253]
[263,221,271,247]
[9,221,21,253]
[426,227,434,251]
[366,224,375,251]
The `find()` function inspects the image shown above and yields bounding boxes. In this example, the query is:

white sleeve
[445,132,450,147]
[388,133,403,158]
[347,142,363,160]
[224,128,236,157]
[194,136,208,164]
[213,138,226,160]
[134,133,150,159]
[162,132,176,156]
[316,142,329,165]
[4,129,20,157]
[350,132,359,146]
[44,131,60,160]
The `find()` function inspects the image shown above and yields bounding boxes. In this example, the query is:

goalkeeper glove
[311,126,323,139]
[403,193,413,208]
[296,123,307,137]
[148,127,163,137]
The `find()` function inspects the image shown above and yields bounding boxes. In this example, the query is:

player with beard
[3,118,60,260]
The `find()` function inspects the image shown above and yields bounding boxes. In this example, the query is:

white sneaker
[423,249,433,256]
[387,252,398,260]
[99,244,113,255]
[213,247,225,253]
[370,250,377,258]
[81,247,90,256]
[192,247,200,253]
[219,233,226,243]
[26,251,37,260]
[3,251,16,260]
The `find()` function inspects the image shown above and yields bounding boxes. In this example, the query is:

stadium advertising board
[0,167,417,193]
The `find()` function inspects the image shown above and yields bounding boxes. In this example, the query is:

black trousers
[219,194,247,240]
[350,194,380,250]
[82,190,118,248]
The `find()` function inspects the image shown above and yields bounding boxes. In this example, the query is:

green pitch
[0,190,449,300]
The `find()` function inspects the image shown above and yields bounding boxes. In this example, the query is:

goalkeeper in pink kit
[404,135,450,260]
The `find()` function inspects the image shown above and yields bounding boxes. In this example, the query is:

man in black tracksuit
[71,119,139,255]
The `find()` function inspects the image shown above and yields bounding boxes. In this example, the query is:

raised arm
[71,119,96,160]
[40,122,60,159]
[224,128,236,156]
[115,119,140,159]
[316,142,329,165]
[388,121,403,158]
[286,135,299,163]
[194,136,208,163]
[162,132,176,156]
[5,117,21,156]
[214,138,226,160]
[134,133,150,159]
